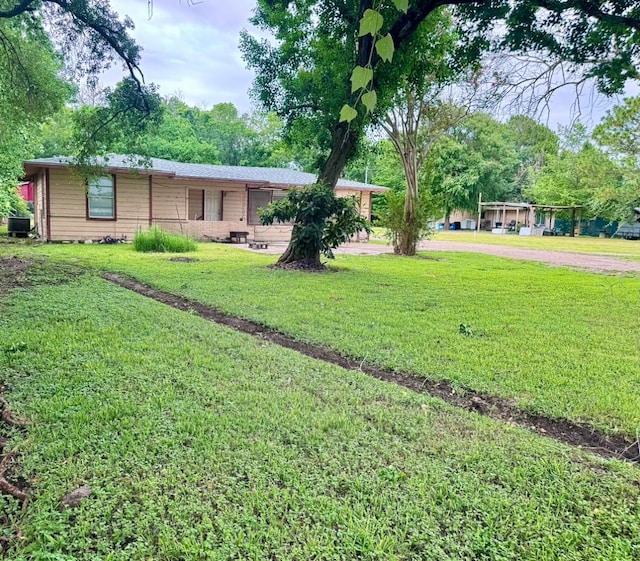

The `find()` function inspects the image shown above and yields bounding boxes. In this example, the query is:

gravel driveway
[248,240,640,273]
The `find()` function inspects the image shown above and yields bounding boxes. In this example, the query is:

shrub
[259,183,370,268]
[133,227,197,253]
[378,190,434,254]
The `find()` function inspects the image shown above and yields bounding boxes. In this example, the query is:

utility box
[7,217,31,238]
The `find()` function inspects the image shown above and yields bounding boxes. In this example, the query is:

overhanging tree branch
[48,0,148,107]
[0,0,37,18]
[535,0,640,31]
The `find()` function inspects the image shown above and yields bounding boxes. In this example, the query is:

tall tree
[242,0,640,266]
[244,0,640,186]
[592,97,640,220]
[593,96,640,162]
[429,113,519,225]
[504,115,559,200]
[0,0,158,215]
[529,124,625,222]
[376,10,473,255]
[381,92,468,254]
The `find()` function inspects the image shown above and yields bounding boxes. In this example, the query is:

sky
[103,0,633,130]
[106,0,258,111]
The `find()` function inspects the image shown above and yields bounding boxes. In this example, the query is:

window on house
[247,189,273,225]
[188,189,204,220]
[87,175,115,219]
[272,189,287,202]
[189,189,223,221]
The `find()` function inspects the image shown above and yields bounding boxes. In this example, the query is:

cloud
[105,0,257,111]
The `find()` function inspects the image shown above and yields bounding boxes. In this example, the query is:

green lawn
[2,267,640,559]
[1,242,638,437]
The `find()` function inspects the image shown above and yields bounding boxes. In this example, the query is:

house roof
[24,154,388,192]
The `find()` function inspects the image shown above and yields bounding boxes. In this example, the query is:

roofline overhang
[23,158,388,192]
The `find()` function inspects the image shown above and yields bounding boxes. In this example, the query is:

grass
[133,226,197,253]
[2,271,640,559]
[1,241,638,437]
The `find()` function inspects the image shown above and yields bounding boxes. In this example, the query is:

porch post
[148,175,153,226]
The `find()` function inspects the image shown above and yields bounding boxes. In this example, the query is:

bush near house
[133,227,196,253]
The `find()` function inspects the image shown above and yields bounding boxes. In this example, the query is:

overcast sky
[104,0,632,130]
[107,0,257,111]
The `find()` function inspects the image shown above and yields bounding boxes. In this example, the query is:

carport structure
[478,201,583,236]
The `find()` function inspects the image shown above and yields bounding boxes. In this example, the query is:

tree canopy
[242,0,640,190]
[34,97,302,169]
[0,0,158,216]
[0,8,69,211]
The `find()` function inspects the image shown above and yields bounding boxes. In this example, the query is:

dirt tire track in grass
[0,396,30,503]
[0,394,29,556]
[103,272,639,465]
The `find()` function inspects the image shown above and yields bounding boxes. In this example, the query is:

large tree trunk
[318,121,361,189]
[276,123,361,268]
[275,226,323,269]
[394,147,419,256]
[276,246,323,269]
[443,213,451,230]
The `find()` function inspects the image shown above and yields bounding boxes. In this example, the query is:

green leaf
[358,9,383,37]
[361,90,378,113]
[375,34,395,63]
[391,0,409,13]
[339,104,358,123]
[350,66,374,93]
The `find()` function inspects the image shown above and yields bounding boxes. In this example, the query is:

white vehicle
[615,208,640,240]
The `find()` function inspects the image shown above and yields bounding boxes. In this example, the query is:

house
[18,181,34,205]
[22,155,386,242]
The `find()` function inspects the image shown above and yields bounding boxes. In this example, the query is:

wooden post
[476,192,482,237]
[570,207,576,237]
[577,208,582,236]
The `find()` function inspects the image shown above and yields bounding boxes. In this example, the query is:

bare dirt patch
[0,256,82,292]
[0,256,38,290]
[104,272,639,465]
[168,257,199,263]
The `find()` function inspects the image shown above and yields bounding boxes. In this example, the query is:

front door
[204,190,222,221]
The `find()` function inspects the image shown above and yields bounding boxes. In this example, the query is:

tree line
[346,107,640,244]
[4,82,640,251]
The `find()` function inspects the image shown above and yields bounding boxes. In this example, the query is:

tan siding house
[23,155,386,243]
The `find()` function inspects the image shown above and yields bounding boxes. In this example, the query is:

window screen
[87,176,115,219]
[248,190,272,225]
